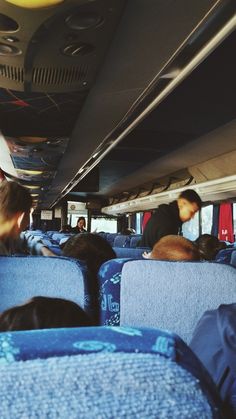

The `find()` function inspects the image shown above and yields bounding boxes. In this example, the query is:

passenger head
[62,233,116,277]
[177,189,202,223]
[0,296,91,332]
[120,228,136,235]
[0,180,32,238]
[77,217,86,230]
[195,234,227,260]
[150,235,200,261]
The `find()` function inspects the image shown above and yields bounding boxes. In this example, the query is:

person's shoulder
[156,203,173,217]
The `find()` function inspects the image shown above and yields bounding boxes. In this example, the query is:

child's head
[0,296,91,331]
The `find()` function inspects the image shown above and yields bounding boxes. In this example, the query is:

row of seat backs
[98,259,236,343]
[24,231,144,252]
[0,256,236,341]
[106,233,142,248]
[1,253,235,342]
[25,234,149,259]
[0,326,222,418]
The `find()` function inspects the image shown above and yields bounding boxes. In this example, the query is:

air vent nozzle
[0,44,21,56]
[65,12,103,30]
[62,43,93,56]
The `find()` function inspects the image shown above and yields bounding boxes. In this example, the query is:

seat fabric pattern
[0,327,222,418]
[98,259,132,326]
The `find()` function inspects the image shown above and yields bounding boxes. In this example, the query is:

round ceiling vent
[62,43,93,57]
[0,14,19,32]
[0,43,21,55]
[65,12,103,30]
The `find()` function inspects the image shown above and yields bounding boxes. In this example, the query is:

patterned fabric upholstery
[0,327,222,418]
[98,259,132,326]
[0,256,89,313]
[130,235,142,248]
[215,248,235,264]
[113,235,131,248]
[120,260,236,343]
[230,251,236,267]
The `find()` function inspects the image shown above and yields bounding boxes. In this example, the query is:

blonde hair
[151,235,200,261]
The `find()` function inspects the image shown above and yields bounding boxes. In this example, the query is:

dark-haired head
[62,233,116,277]
[0,296,91,332]
[0,180,32,239]
[77,217,86,228]
[179,189,202,210]
[177,189,202,223]
[195,234,226,260]
[0,180,32,218]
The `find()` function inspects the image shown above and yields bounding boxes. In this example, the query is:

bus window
[91,217,117,233]
[201,205,213,235]
[233,203,236,238]
[182,212,199,241]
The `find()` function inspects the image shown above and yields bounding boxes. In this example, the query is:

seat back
[0,327,222,418]
[215,248,235,264]
[113,247,148,259]
[113,235,131,248]
[98,258,132,325]
[130,234,142,248]
[120,260,236,343]
[106,233,118,246]
[0,256,88,312]
[230,250,236,267]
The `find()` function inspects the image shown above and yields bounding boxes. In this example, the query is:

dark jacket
[71,227,86,234]
[190,304,236,418]
[140,200,182,249]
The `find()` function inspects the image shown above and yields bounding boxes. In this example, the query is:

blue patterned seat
[215,248,235,264]
[113,235,131,248]
[230,250,236,267]
[0,327,222,418]
[98,259,236,341]
[130,234,142,248]
[113,247,149,259]
[98,259,132,326]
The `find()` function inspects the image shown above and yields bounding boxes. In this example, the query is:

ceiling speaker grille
[0,64,24,82]
[32,66,88,85]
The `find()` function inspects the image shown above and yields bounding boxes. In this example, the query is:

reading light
[5,0,64,9]
[17,169,43,175]
[24,185,40,190]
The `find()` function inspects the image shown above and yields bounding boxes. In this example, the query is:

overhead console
[0,0,125,207]
[0,0,125,92]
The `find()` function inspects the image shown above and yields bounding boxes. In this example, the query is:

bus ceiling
[0,0,235,209]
